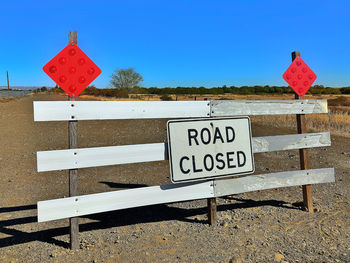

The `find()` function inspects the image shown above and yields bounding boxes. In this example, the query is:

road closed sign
[167,117,254,183]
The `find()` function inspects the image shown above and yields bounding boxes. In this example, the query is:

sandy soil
[0,93,349,262]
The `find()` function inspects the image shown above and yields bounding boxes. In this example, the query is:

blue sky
[1,0,349,88]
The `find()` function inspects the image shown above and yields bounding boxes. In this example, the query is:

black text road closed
[167,117,254,183]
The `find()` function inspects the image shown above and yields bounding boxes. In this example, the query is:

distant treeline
[135,85,350,95]
[39,85,350,96]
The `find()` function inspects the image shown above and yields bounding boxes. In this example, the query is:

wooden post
[292,51,314,213]
[205,99,216,225]
[6,70,9,90]
[68,31,79,249]
[207,197,216,225]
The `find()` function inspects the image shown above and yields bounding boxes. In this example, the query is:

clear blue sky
[1,0,349,88]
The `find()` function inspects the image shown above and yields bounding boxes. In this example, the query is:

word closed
[167,117,254,183]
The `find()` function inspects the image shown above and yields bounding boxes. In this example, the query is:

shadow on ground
[0,182,303,249]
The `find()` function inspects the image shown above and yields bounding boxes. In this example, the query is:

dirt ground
[0,93,349,263]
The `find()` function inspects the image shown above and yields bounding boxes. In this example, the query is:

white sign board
[167,117,254,183]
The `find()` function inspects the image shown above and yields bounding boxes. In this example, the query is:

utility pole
[7,71,10,90]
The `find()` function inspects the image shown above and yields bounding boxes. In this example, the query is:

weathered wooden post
[68,31,79,249]
[291,51,314,213]
[206,94,216,225]
[207,197,216,225]
[41,30,101,249]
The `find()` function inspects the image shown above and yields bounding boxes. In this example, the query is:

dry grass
[251,105,350,137]
[80,92,350,102]
[79,95,137,101]
[0,97,15,103]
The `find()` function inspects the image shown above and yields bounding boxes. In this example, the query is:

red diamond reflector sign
[282,56,317,97]
[43,42,101,98]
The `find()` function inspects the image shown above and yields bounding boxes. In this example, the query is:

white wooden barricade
[34,99,334,223]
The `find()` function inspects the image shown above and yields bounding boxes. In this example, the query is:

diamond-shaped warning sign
[43,42,101,98]
[282,56,317,97]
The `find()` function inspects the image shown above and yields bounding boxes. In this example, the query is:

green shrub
[160,94,173,101]
[82,86,129,98]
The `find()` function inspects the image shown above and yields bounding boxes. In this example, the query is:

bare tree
[110,68,143,91]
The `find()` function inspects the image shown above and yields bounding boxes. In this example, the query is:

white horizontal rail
[37,132,330,172]
[215,168,335,197]
[37,143,167,172]
[211,99,328,116]
[33,99,328,121]
[38,180,214,222]
[38,168,334,222]
[252,132,330,153]
[34,101,210,121]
